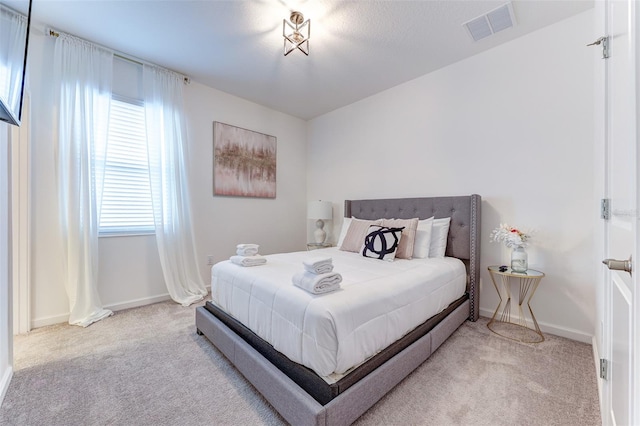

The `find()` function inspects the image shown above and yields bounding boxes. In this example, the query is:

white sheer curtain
[0,5,27,116]
[143,65,207,306]
[53,34,113,327]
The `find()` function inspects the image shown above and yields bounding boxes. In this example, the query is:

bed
[196,194,481,425]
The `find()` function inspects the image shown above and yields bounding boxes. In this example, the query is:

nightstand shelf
[307,243,332,251]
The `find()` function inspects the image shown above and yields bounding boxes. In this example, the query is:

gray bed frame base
[196,300,469,426]
[195,194,481,426]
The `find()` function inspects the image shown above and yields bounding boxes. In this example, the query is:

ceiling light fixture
[283,11,310,56]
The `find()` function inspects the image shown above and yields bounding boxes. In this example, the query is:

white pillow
[337,217,353,247]
[412,217,434,259]
[429,217,451,258]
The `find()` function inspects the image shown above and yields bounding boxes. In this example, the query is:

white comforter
[210,247,466,379]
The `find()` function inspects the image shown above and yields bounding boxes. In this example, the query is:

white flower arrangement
[490,223,532,249]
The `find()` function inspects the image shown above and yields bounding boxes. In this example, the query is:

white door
[599,1,639,425]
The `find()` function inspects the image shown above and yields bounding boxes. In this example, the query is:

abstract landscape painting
[213,122,277,198]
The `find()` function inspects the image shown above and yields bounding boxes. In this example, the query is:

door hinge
[587,36,609,59]
[601,198,610,220]
[600,358,608,380]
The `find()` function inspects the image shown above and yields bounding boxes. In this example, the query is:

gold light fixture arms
[283,10,310,56]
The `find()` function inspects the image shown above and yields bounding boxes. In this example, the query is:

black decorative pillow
[361,225,405,261]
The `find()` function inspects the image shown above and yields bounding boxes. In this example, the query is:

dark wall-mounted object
[0,0,32,127]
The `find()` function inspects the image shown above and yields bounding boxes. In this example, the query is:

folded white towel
[292,271,342,294]
[303,257,334,274]
[236,244,260,256]
[230,255,267,267]
[237,243,259,249]
[236,247,259,256]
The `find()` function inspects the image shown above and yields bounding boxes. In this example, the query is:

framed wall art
[213,122,276,198]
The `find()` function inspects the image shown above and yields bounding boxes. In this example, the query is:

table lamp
[307,200,332,244]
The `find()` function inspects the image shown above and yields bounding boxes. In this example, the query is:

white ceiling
[26,0,593,120]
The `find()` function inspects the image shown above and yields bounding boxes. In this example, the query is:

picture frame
[213,121,277,198]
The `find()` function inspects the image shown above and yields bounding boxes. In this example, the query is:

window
[98,97,154,235]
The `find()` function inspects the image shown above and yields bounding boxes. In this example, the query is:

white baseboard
[0,366,13,407]
[31,313,69,329]
[31,287,210,330]
[104,293,172,312]
[31,294,172,329]
[479,307,593,344]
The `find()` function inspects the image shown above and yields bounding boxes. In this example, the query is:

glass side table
[487,266,545,343]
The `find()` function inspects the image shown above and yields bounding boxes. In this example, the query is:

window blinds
[98,97,154,234]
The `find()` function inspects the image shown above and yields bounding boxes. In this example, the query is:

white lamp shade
[307,201,332,220]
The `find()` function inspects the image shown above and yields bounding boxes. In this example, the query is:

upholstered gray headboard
[344,194,481,321]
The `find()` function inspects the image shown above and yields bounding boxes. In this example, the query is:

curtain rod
[46,28,191,85]
[0,3,25,15]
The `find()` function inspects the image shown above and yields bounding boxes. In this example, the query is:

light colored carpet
[0,299,600,425]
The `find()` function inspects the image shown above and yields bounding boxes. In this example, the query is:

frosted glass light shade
[307,201,332,220]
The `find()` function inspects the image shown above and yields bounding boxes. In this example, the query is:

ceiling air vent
[463,2,517,42]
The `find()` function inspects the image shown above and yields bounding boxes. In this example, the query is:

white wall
[307,11,597,342]
[25,30,308,327]
[184,81,308,282]
[0,123,13,404]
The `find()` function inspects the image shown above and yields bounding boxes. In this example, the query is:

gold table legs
[487,268,544,343]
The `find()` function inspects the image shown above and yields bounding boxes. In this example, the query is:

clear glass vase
[511,246,528,272]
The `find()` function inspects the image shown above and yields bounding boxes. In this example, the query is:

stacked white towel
[303,257,334,274]
[230,243,266,267]
[230,255,266,267]
[292,271,342,294]
[236,243,259,256]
